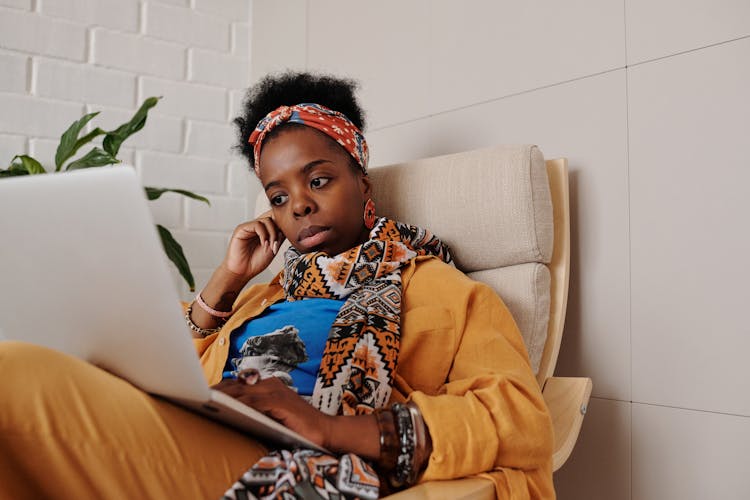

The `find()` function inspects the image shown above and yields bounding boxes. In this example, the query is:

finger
[274,229,286,255]
[258,218,283,254]
[211,379,247,397]
[236,220,270,247]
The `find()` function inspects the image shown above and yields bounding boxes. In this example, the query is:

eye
[310,177,330,189]
[269,194,288,206]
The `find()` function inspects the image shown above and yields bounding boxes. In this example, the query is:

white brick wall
[167,230,230,268]
[0,7,86,60]
[228,88,246,120]
[40,0,140,33]
[194,0,249,21]
[36,58,137,108]
[0,51,28,92]
[186,195,248,232]
[186,120,235,159]
[140,77,226,121]
[228,159,255,196]
[190,48,249,88]
[148,194,183,229]
[151,0,189,6]
[138,151,227,193]
[92,28,186,80]
[145,2,230,51]
[0,0,31,10]
[0,94,85,137]
[0,134,26,164]
[231,22,250,58]
[0,1,254,300]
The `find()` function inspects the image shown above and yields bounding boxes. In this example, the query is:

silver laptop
[0,166,324,452]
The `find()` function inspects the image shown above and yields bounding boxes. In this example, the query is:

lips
[297,225,331,248]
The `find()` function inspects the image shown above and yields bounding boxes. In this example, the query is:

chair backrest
[255,144,569,385]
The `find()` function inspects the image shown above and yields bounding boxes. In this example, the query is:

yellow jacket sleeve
[399,259,554,496]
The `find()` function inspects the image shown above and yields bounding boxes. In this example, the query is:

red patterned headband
[248,103,369,176]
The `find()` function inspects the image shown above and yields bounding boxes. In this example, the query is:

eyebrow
[263,159,332,191]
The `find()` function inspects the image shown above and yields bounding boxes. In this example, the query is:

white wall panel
[250,0,307,82]
[428,0,625,116]
[555,398,631,500]
[367,119,433,168]
[626,0,750,64]
[426,71,630,400]
[307,0,432,130]
[632,403,750,500]
[629,38,750,416]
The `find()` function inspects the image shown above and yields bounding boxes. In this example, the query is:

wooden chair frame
[385,159,592,499]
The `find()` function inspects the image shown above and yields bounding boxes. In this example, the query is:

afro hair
[234,71,366,171]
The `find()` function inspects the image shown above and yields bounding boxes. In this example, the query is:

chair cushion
[468,263,550,372]
[369,144,553,273]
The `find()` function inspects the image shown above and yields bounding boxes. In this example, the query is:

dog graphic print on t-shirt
[230,325,309,389]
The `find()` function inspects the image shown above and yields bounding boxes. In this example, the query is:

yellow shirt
[193,257,554,499]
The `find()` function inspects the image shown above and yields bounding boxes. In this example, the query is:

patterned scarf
[222,218,451,499]
[281,217,452,416]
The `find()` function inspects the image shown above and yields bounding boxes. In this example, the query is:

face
[258,126,372,256]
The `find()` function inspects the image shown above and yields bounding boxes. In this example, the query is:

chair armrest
[542,376,593,471]
[383,477,495,500]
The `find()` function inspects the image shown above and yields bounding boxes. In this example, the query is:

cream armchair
[256,144,591,498]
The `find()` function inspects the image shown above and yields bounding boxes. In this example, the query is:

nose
[292,193,316,218]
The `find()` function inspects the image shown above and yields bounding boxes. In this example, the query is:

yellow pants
[0,341,267,499]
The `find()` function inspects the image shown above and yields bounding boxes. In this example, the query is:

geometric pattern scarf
[222,218,451,500]
[280,217,453,416]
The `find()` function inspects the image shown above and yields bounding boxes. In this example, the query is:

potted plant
[0,97,208,292]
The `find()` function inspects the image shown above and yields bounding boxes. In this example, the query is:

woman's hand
[222,210,285,282]
[212,376,332,448]
[186,212,285,336]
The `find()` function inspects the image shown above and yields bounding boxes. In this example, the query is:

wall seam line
[628,33,750,68]
[369,66,626,133]
[631,401,750,419]
[623,0,633,498]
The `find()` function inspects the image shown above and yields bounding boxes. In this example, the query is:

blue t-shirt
[222,298,344,395]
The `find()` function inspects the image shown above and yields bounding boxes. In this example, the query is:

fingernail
[273,241,279,255]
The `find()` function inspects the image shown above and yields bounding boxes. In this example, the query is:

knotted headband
[248,103,369,176]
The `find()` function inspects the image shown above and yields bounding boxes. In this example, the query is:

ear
[359,173,372,198]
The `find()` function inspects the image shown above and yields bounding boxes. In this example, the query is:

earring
[364,198,376,229]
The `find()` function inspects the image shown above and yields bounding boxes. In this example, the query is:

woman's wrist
[189,264,249,330]
[321,404,433,490]
[323,414,381,462]
[207,264,253,304]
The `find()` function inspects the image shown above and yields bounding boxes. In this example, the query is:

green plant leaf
[103,96,161,157]
[157,224,195,292]
[12,155,46,175]
[61,127,108,171]
[144,187,211,205]
[65,147,120,170]
[0,163,31,177]
[55,112,100,171]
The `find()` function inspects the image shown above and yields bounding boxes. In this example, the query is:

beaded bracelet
[390,403,417,488]
[185,302,222,337]
[195,291,234,319]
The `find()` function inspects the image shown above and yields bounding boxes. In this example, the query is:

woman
[0,72,553,499]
